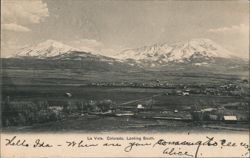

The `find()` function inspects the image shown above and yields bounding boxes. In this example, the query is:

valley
[1,38,249,132]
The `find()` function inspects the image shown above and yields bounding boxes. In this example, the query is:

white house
[137,104,145,109]
[223,116,237,121]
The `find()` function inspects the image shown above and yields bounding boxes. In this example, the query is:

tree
[97,100,114,112]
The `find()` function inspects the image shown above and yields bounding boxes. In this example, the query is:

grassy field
[1,67,249,132]
[3,115,249,133]
[2,68,248,85]
[2,85,244,108]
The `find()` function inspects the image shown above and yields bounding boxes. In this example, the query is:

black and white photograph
[1,0,249,134]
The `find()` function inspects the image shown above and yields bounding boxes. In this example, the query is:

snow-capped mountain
[115,39,237,67]
[15,40,81,59]
[10,39,138,72]
[14,39,125,63]
[10,38,246,72]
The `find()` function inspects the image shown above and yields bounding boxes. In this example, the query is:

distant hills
[3,38,248,74]
[115,38,245,67]
[5,40,134,72]
[15,40,81,59]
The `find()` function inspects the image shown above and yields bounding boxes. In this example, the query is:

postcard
[1,0,249,157]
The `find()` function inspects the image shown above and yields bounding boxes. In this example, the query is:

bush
[2,100,63,127]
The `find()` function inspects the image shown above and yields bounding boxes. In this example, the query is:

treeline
[2,100,62,126]
[2,99,116,127]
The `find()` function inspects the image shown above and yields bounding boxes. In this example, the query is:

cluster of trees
[2,100,64,127]
[2,98,116,127]
[63,99,116,114]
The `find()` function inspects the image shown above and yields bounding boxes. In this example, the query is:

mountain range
[116,38,240,67]
[5,38,248,73]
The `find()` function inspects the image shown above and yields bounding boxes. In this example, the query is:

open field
[2,67,248,85]
[2,84,249,132]
[1,66,249,132]
[2,85,245,107]
[3,115,249,133]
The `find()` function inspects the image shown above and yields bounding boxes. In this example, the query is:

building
[182,92,190,96]
[223,116,237,121]
[137,104,145,109]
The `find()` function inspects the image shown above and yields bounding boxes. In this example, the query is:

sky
[1,0,249,58]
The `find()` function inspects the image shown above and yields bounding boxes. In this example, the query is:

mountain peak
[114,38,237,67]
[16,40,80,58]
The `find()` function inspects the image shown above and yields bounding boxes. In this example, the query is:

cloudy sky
[1,0,249,58]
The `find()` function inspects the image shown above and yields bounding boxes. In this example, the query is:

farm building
[137,104,145,109]
[182,92,190,96]
[223,116,237,121]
